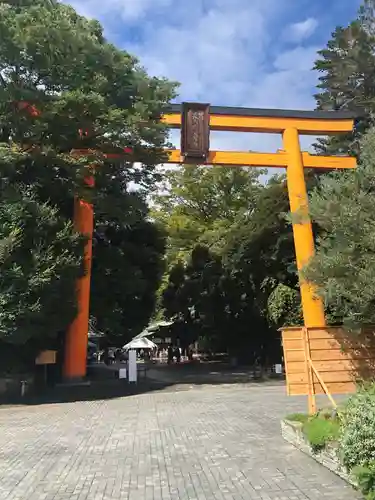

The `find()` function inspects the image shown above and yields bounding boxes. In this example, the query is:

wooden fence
[281,326,375,412]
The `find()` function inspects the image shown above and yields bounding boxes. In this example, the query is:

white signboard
[275,364,283,374]
[128,349,137,383]
[119,368,127,379]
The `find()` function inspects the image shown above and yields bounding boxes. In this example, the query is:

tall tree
[314,0,375,155]
[224,177,297,315]
[162,246,225,350]
[157,174,294,363]
[304,127,375,326]
[162,245,267,361]
[151,165,264,326]
[0,0,176,360]
[91,218,167,344]
[223,177,298,357]
[0,182,82,371]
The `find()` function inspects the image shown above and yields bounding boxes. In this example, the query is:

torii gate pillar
[63,195,94,380]
[283,127,326,327]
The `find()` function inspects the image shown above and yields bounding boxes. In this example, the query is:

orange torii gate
[163,103,355,332]
[64,103,357,401]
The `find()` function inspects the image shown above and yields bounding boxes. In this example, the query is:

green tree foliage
[0,0,176,356]
[304,128,375,326]
[156,169,295,362]
[314,0,375,155]
[340,383,375,470]
[303,0,375,329]
[223,178,298,357]
[267,284,302,329]
[162,245,267,361]
[224,178,297,318]
[91,219,167,344]
[151,165,263,264]
[0,183,82,351]
[162,246,227,350]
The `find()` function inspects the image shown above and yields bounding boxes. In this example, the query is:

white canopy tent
[123,337,157,351]
[132,320,174,341]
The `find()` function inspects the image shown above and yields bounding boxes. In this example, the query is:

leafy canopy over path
[0,0,177,366]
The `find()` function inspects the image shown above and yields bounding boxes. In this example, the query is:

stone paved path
[0,383,360,500]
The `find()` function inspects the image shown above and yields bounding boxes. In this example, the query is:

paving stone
[0,384,361,499]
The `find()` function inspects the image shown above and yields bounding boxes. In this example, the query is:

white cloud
[69,0,322,158]
[282,17,319,43]
[273,46,320,72]
[69,0,172,21]
[127,1,274,104]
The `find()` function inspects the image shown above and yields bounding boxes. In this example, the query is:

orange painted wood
[282,330,304,340]
[63,196,94,379]
[306,328,346,339]
[165,150,356,169]
[286,361,306,373]
[288,382,356,396]
[308,338,345,350]
[162,113,355,135]
[288,371,358,384]
[281,326,375,397]
[284,350,306,362]
[310,349,375,361]
[282,339,304,350]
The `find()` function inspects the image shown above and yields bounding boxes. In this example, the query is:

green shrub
[285,413,308,423]
[339,383,375,470]
[352,462,375,500]
[302,415,340,452]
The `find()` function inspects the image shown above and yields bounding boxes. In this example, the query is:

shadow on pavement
[0,362,286,407]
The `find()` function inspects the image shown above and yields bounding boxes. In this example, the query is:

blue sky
[69,0,361,153]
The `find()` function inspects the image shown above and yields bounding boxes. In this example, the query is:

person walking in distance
[167,345,173,364]
[175,346,181,364]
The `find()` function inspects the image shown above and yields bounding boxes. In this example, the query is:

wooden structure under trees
[282,326,375,413]
[63,102,375,412]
